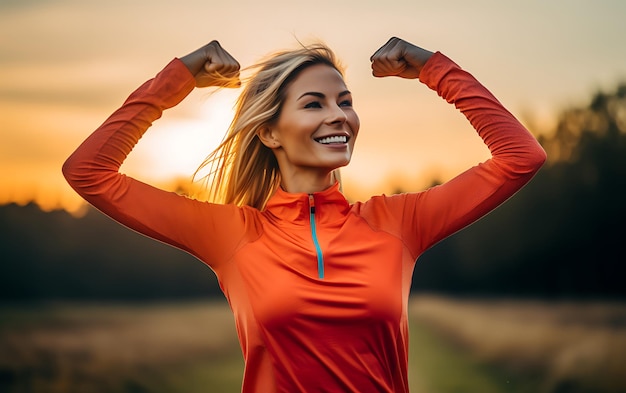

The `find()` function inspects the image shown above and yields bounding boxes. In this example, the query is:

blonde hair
[194,42,345,210]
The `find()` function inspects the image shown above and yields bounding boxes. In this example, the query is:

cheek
[349,112,361,135]
[275,118,314,144]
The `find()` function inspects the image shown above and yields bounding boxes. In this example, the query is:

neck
[279,170,336,194]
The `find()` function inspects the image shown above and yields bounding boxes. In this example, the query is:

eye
[339,100,353,107]
[304,101,322,109]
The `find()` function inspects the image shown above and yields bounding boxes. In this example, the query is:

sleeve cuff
[418,51,462,93]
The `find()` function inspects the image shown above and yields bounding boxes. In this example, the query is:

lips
[315,135,349,144]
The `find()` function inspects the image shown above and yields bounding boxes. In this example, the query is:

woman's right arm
[62,41,244,266]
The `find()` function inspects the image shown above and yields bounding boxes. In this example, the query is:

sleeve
[366,52,547,259]
[62,59,250,268]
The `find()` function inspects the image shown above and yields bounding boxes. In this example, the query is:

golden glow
[122,89,238,181]
[1,1,625,212]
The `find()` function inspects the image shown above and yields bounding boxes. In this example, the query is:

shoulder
[351,192,423,222]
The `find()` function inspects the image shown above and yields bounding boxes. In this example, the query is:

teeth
[317,135,347,144]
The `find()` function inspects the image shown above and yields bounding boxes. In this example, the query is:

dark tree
[414,83,626,299]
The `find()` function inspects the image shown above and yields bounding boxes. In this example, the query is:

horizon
[2,1,625,214]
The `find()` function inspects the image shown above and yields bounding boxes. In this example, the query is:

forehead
[285,64,347,97]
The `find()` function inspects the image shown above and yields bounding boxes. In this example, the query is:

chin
[323,158,351,170]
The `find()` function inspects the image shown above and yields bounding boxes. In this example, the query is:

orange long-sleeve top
[63,52,546,392]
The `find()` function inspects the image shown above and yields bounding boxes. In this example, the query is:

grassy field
[1,296,624,393]
[409,296,626,393]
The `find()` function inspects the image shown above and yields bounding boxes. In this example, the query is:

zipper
[308,194,325,279]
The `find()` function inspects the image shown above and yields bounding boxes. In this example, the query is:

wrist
[179,51,204,77]
[409,47,435,76]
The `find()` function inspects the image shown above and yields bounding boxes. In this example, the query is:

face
[265,63,360,178]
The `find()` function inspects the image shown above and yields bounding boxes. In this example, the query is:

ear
[257,125,281,149]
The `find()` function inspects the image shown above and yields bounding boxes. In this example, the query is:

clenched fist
[180,40,241,88]
[370,37,434,79]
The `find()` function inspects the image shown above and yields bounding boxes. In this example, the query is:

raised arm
[62,41,246,266]
[369,37,547,256]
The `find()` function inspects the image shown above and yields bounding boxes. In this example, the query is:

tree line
[1,83,625,301]
[0,202,219,301]
[414,83,626,298]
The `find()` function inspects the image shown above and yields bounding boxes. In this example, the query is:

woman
[63,37,546,392]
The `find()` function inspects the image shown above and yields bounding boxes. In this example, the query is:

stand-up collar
[264,182,350,224]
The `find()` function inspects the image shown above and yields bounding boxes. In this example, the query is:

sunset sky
[1,0,625,214]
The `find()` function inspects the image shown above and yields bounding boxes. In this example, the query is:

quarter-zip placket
[308,194,325,279]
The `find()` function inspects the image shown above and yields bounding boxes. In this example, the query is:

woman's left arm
[370,37,547,255]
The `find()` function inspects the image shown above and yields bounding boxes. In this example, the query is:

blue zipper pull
[308,194,325,279]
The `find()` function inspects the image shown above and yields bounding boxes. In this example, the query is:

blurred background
[1,0,625,392]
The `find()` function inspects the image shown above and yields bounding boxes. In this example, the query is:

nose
[326,104,347,125]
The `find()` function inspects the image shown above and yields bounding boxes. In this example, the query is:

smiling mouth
[315,135,349,145]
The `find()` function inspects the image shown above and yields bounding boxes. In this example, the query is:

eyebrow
[297,90,351,101]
